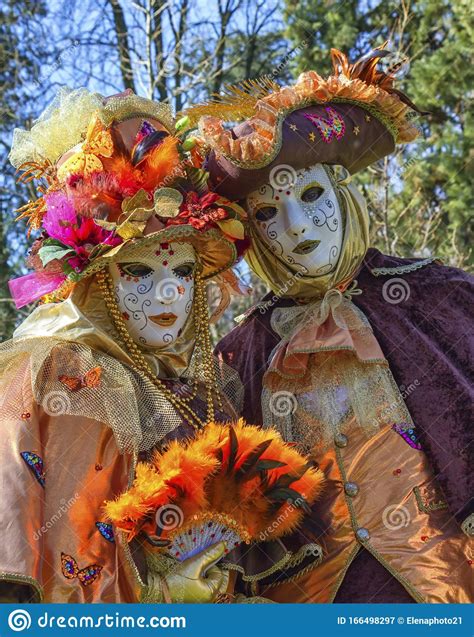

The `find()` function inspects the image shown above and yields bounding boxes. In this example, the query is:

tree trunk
[107,0,136,92]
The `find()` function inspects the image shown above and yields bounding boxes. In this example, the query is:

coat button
[334,433,348,448]
[344,482,359,497]
[356,528,370,542]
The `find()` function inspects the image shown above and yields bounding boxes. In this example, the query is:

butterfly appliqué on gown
[60,552,103,586]
[58,366,102,391]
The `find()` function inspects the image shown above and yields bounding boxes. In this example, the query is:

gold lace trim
[0,572,43,602]
[100,95,175,133]
[260,547,324,593]
[80,225,238,282]
[370,257,440,277]
[222,542,323,585]
[140,572,164,603]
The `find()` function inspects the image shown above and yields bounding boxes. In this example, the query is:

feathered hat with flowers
[8,88,248,308]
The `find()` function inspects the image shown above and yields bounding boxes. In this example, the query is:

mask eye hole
[301,185,324,203]
[255,206,278,222]
[118,263,153,278]
[172,262,194,279]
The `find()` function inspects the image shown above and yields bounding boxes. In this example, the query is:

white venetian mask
[246,164,344,277]
[109,241,195,348]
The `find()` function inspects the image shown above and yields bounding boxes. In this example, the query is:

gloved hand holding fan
[105,420,325,601]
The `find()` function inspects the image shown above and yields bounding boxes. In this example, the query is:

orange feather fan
[104,420,324,561]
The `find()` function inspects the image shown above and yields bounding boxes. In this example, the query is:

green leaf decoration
[266,487,305,504]
[271,462,312,490]
[153,188,183,218]
[255,459,288,471]
[185,165,209,196]
[38,239,75,267]
[181,137,197,151]
[121,189,154,218]
[216,218,245,239]
[62,259,82,282]
[116,221,147,240]
[218,204,238,219]
[94,219,117,231]
[175,115,190,132]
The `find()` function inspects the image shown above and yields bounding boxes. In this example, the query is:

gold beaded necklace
[96,265,222,431]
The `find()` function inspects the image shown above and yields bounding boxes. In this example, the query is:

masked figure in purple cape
[189,46,473,603]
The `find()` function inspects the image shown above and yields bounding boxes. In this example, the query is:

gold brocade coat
[260,423,472,604]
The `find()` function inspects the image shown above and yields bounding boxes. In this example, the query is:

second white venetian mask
[246,164,344,277]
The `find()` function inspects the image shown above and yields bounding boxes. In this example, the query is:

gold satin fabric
[260,424,472,603]
[0,355,143,602]
[244,165,369,300]
[0,269,224,601]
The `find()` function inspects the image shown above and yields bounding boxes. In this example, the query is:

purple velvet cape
[215,249,473,602]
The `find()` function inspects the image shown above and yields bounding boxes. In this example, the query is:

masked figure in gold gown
[0,89,248,603]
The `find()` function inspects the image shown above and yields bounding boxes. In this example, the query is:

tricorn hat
[187,44,424,199]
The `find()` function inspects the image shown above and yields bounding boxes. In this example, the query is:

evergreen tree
[284,0,473,267]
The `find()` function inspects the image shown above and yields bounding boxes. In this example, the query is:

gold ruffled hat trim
[82,224,238,280]
[45,223,238,305]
